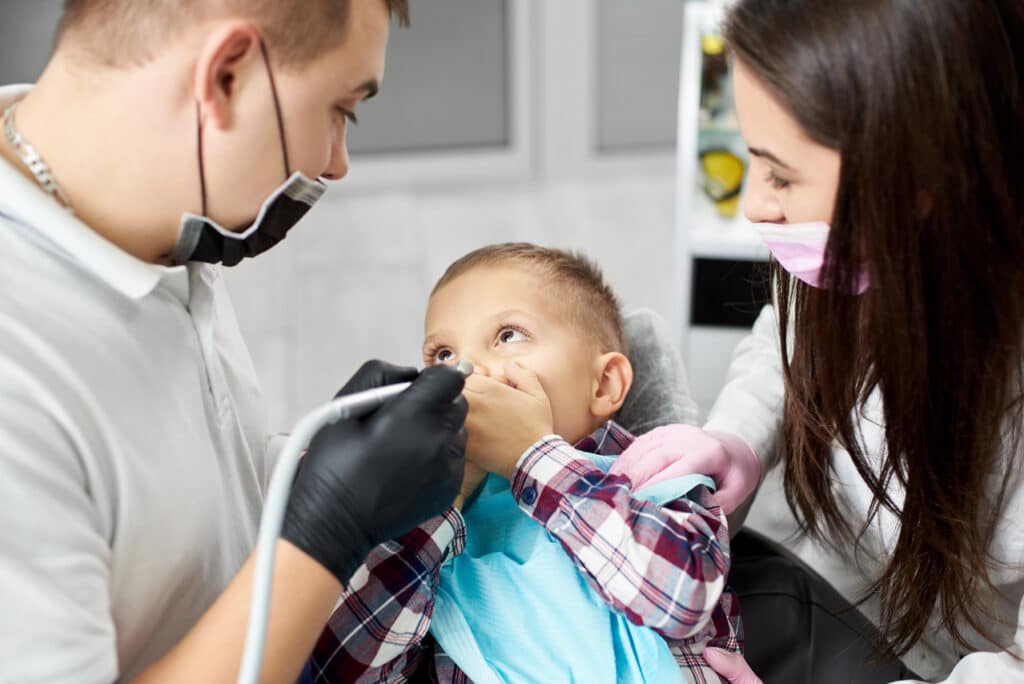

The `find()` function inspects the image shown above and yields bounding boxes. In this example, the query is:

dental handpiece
[323,358,474,422]
[238,357,475,684]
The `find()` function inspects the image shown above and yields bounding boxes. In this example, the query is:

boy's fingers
[463,372,504,395]
[503,361,545,398]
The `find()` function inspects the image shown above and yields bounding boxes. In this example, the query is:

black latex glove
[335,359,419,398]
[282,362,468,585]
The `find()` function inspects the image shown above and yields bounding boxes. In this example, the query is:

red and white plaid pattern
[311,422,742,683]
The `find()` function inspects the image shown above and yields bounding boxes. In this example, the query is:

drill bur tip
[455,359,474,377]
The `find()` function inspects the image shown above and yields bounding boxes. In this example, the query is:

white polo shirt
[0,86,277,682]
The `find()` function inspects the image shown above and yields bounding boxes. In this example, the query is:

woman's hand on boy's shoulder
[462,361,553,479]
[608,425,761,515]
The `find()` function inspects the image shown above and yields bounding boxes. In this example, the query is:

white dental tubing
[238,359,474,684]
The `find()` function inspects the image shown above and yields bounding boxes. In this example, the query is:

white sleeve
[0,363,118,684]
[264,432,290,491]
[895,594,1024,683]
[703,304,786,472]
[899,429,1024,684]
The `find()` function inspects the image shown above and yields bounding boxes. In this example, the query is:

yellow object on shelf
[702,33,725,56]
[713,194,741,218]
[699,149,745,218]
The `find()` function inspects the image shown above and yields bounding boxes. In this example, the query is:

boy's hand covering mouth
[462,361,553,479]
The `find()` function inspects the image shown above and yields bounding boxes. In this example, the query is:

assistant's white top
[0,85,277,682]
[705,304,1024,683]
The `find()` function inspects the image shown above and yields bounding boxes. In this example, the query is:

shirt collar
[574,420,635,456]
[0,84,177,300]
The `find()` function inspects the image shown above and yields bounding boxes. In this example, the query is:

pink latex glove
[704,647,763,684]
[607,425,761,514]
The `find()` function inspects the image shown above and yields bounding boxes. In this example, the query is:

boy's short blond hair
[56,0,409,68]
[432,243,628,355]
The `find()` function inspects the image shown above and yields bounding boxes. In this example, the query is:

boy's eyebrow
[422,332,445,351]
[489,307,536,322]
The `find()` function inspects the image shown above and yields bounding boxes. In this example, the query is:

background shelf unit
[675,0,769,416]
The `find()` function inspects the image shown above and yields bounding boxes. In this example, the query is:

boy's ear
[590,352,633,420]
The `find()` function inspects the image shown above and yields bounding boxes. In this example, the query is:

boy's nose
[465,357,506,383]
[469,360,493,377]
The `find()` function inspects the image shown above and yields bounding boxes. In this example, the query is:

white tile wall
[222,172,682,431]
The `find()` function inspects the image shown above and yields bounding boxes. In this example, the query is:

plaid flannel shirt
[310,421,742,683]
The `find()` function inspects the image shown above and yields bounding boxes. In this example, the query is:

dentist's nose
[321,121,350,181]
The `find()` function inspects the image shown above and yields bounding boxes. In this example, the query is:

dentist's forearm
[134,540,342,684]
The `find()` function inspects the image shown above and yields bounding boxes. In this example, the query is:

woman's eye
[434,349,455,364]
[497,328,528,345]
[765,170,791,190]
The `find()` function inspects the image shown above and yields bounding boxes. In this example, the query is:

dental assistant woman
[697,1,1024,682]
[0,2,469,683]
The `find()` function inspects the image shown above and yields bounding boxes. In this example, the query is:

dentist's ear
[193,20,263,130]
[590,352,633,420]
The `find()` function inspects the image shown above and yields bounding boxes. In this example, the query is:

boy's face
[424,264,604,445]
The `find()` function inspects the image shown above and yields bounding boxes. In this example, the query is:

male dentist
[0,1,467,682]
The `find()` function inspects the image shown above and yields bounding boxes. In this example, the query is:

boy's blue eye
[435,349,455,363]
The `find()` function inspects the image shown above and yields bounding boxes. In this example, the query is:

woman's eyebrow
[748,146,794,171]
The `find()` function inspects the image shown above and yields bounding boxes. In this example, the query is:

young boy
[309,243,749,683]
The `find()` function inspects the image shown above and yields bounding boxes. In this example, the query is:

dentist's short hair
[55,0,409,68]
[432,243,628,355]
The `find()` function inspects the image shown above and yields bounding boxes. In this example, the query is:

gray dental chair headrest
[615,308,699,434]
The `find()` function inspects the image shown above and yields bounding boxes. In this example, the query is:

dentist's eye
[334,106,358,125]
[497,327,528,345]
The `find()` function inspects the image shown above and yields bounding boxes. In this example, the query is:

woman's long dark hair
[724,0,1024,656]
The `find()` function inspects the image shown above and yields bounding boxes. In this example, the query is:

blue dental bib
[430,453,714,684]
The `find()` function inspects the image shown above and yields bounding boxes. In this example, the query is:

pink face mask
[752,221,870,294]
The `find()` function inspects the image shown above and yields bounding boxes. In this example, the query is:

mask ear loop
[259,39,291,178]
[195,38,288,222]
[196,101,208,217]
[195,37,288,222]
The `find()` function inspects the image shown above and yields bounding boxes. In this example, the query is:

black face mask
[168,40,325,267]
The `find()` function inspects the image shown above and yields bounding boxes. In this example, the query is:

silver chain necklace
[2,103,74,214]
